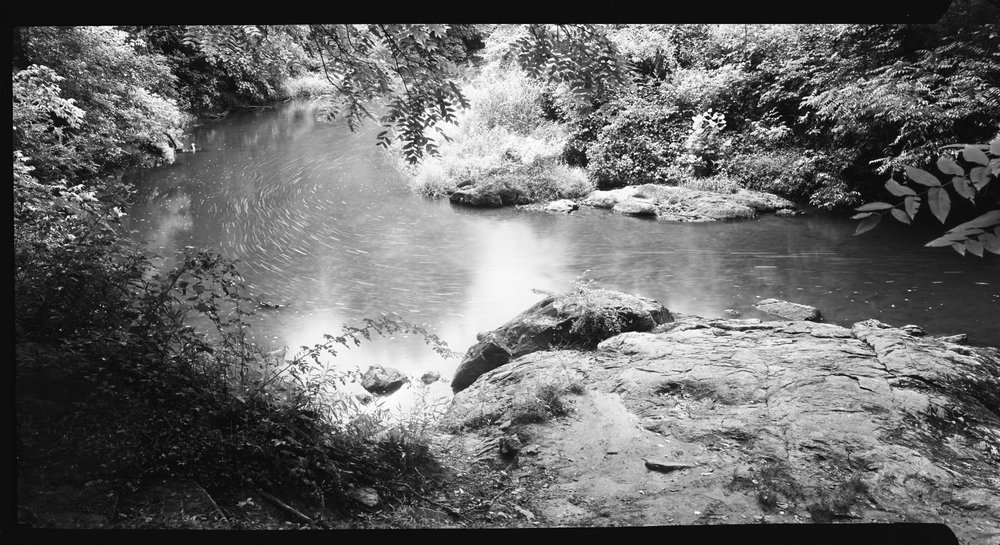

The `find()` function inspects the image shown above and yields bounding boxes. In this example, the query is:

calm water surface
[123,100,1000,392]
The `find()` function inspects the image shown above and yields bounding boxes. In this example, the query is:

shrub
[405,63,593,202]
[720,146,860,209]
[15,26,187,180]
[510,383,578,424]
[678,109,730,176]
[280,72,336,98]
[583,94,687,187]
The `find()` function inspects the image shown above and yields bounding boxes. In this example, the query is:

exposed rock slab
[580,184,795,222]
[754,298,823,321]
[450,289,672,393]
[543,199,578,213]
[449,184,531,208]
[443,308,1000,542]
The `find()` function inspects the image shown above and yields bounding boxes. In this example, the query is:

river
[123,99,1000,398]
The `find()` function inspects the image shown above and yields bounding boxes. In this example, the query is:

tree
[14,26,185,182]
[182,25,483,164]
[852,138,1000,257]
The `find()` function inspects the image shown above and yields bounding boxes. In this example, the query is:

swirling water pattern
[124,100,1000,388]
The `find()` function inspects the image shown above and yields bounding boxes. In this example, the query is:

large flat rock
[581,184,795,222]
[443,311,1000,541]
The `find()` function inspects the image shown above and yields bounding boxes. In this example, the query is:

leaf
[890,208,911,224]
[885,178,916,197]
[927,187,950,224]
[851,212,875,220]
[965,238,984,257]
[970,167,991,190]
[982,232,1000,255]
[991,138,1000,156]
[962,144,989,166]
[947,209,1000,233]
[952,177,975,201]
[855,202,894,212]
[905,166,941,187]
[936,156,964,176]
[854,214,881,236]
[904,196,920,219]
[926,233,965,247]
[951,243,966,256]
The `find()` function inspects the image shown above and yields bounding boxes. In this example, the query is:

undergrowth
[16,208,459,516]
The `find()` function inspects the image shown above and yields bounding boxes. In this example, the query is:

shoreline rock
[449,180,797,222]
[579,184,795,222]
[442,296,1000,541]
[753,298,823,322]
[450,288,672,393]
[360,365,409,396]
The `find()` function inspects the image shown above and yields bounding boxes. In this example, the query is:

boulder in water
[753,298,822,322]
[360,365,409,396]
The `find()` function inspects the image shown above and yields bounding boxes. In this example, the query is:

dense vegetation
[13,13,1000,529]
[14,24,481,524]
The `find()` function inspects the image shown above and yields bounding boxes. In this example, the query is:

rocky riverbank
[450,181,800,222]
[437,289,1000,543]
[17,289,999,541]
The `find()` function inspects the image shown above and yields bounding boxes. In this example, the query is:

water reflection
[124,100,1000,391]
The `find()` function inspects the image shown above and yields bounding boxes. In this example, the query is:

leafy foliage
[510,24,627,117]
[852,138,1000,256]
[581,91,687,187]
[15,26,186,181]
[296,24,479,163]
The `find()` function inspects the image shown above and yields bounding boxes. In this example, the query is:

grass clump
[726,459,804,513]
[509,382,582,424]
[805,474,871,522]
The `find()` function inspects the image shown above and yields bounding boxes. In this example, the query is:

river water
[123,100,1000,394]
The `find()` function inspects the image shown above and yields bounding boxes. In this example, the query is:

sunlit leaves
[904,165,941,186]
[855,201,894,211]
[936,156,964,176]
[885,178,916,196]
[511,24,626,113]
[927,186,951,224]
[854,214,881,235]
[965,238,984,257]
[925,211,1000,255]
[970,166,990,190]
[855,141,998,257]
[962,144,989,166]
[983,231,1000,255]
[904,196,921,219]
[952,176,975,201]
[298,24,473,163]
[890,208,911,224]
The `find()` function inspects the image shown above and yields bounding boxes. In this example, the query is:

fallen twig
[189,479,228,524]
[643,459,699,473]
[401,483,468,521]
[256,488,328,529]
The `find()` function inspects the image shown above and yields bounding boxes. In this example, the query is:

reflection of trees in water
[125,101,1000,353]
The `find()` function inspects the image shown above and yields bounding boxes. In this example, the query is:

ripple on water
[123,100,1000,376]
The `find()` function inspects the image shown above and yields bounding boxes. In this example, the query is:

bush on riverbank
[405,58,593,202]
[281,72,337,98]
[16,237,456,515]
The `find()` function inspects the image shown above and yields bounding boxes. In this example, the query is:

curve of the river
[123,100,1000,394]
